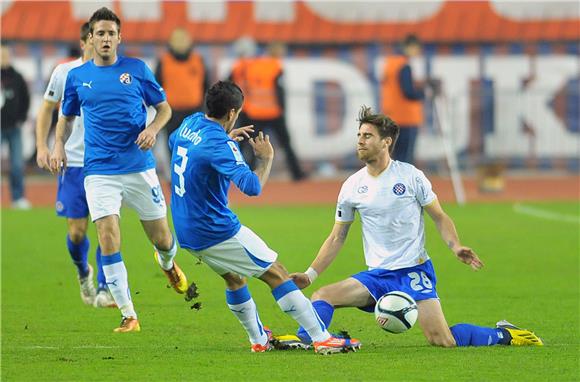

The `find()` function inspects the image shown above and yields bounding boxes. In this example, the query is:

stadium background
[1,1,579,190]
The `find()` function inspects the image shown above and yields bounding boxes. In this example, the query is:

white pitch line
[20,345,120,350]
[513,203,580,224]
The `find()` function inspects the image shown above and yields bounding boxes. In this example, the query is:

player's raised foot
[78,264,97,305]
[251,327,273,353]
[93,289,117,308]
[271,334,312,350]
[113,316,141,333]
[155,252,188,294]
[313,335,361,355]
[496,320,543,346]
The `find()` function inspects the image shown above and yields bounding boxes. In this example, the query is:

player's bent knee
[311,288,333,304]
[67,219,88,243]
[427,333,456,348]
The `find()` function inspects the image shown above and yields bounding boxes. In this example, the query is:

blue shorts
[56,167,89,219]
[351,260,439,313]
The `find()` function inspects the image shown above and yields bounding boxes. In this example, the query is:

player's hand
[454,246,484,270]
[290,272,312,289]
[49,144,67,175]
[135,127,157,150]
[248,131,274,160]
[229,125,254,142]
[36,146,51,171]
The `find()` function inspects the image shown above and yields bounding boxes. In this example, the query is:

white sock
[155,238,177,271]
[102,253,137,319]
[226,286,268,345]
[273,281,330,343]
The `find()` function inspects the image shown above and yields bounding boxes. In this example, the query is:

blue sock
[296,300,335,343]
[95,246,107,291]
[66,235,90,278]
[450,323,510,346]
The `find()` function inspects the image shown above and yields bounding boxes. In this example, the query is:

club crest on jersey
[393,183,406,196]
[119,73,132,84]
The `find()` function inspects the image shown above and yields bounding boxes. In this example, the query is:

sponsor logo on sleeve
[227,141,246,165]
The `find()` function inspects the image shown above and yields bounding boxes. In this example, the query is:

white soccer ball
[374,291,418,334]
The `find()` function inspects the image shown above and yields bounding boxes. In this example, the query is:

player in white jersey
[275,106,542,349]
[36,22,114,308]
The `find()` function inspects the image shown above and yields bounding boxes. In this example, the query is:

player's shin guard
[450,323,510,346]
[155,237,177,271]
[272,280,331,343]
[95,246,107,290]
[297,300,335,343]
[67,235,90,278]
[102,252,137,318]
[226,285,268,346]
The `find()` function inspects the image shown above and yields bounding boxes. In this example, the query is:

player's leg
[416,299,456,347]
[125,169,187,293]
[140,217,188,294]
[418,299,518,347]
[66,217,97,304]
[85,174,139,332]
[220,272,272,352]
[294,277,374,343]
[56,167,97,304]
[260,263,362,354]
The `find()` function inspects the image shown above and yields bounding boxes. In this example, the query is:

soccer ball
[374,291,418,334]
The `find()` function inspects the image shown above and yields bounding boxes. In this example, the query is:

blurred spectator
[155,27,208,170]
[1,44,31,209]
[231,41,305,181]
[381,34,426,165]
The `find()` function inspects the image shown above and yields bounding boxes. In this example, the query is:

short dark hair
[80,22,90,42]
[205,81,244,119]
[357,106,399,153]
[89,7,121,33]
[403,34,421,48]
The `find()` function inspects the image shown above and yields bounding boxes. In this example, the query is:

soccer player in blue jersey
[36,22,115,308]
[275,106,543,349]
[50,7,188,333]
[169,80,360,354]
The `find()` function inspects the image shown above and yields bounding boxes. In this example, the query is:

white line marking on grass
[72,345,119,349]
[22,346,59,349]
[21,345,120,350]
[513,203,580,224]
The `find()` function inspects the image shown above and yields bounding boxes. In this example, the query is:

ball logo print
[374,291,418,333]
[393,183,406,196]
[119,73,132,84]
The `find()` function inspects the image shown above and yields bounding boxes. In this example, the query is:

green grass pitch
[2,202,579,381]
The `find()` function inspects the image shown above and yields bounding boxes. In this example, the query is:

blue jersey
[170,113,261,251]
[62,56,166,175]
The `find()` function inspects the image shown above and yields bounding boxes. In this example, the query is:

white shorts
[84,168,166,222]
[187,225,278,278]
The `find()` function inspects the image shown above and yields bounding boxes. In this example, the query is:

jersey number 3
[174,146,188,197]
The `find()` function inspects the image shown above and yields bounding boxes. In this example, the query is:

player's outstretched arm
[50,115,74,174]
[425,199,484,270]
[35,99,58,170]
[136,101,172,150]
[291,222,352,289]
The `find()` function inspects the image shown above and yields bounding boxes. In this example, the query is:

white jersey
[335,160,437,271]
[44,58,85,167]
